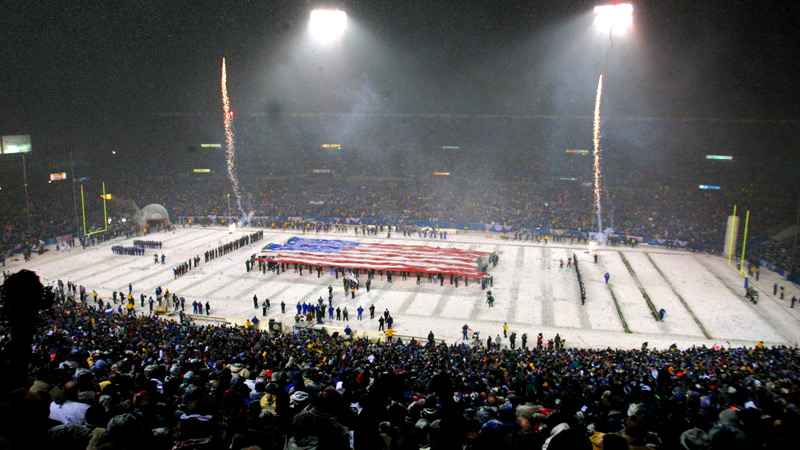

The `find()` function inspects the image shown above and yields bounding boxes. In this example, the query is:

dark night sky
[1,0,798,157]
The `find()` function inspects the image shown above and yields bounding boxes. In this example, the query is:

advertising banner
[1,135,32,154]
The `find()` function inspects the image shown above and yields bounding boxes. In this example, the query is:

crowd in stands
[2,174,789,257]
[1,271,799,450]
[1,114,798,273]
[746,241,799,278]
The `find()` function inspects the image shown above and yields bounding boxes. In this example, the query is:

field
[9,226,800,350]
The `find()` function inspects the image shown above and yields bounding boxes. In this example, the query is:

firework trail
[221,58,248,224]
[593,74,604,240]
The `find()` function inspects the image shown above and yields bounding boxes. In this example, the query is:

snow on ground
[7,226,800,351]
[624,252,699,338]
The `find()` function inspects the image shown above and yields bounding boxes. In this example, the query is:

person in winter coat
[286,387,350,450]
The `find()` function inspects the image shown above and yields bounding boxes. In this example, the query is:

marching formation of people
[204,230,264,263]
[132,240,162,249]
[574,252,586,305]
[111,245,146,256]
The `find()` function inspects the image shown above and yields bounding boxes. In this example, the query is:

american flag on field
[256,237,490,278]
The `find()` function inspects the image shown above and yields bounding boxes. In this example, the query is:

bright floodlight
[309,9,347,43]
[594,3,633,31]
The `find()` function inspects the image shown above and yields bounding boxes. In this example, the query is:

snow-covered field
[8,226,800,350]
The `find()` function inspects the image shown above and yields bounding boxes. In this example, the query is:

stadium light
[593,3,633,32]
[309,9,347,43]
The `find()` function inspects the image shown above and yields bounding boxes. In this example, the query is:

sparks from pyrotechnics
[221,58,246,219]
[593,75,604,236]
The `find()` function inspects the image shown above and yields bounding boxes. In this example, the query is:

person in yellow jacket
[125,302,134,316]
[260,387,278,414]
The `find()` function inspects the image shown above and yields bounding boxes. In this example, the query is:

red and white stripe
[257,242,490,278]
